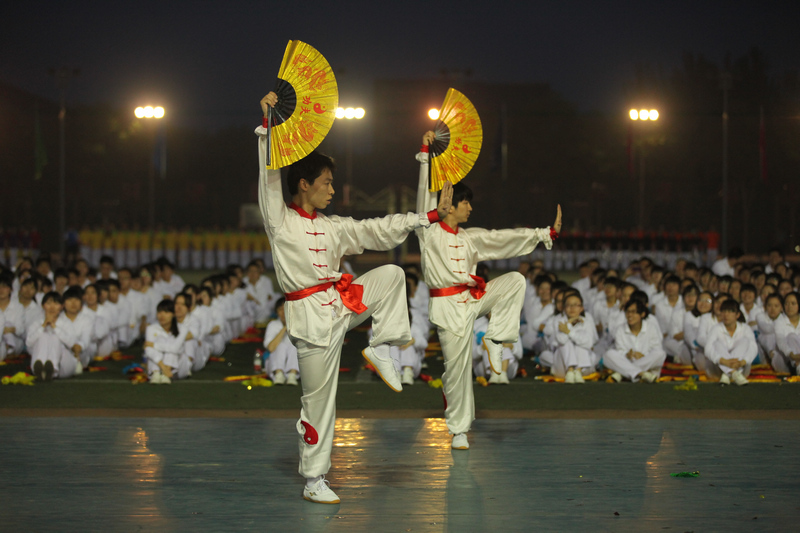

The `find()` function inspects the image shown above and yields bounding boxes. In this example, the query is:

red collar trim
[289,202,317,220]
[439,221,459,234]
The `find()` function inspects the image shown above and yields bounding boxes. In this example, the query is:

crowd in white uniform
[0,253,299,384]
[512,247,800,385]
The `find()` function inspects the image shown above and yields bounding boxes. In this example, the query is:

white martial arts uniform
[604,319,666,382]
[263,318,299,380]
[246,276,276,325]
[26,315,79,379]
[662,299,691,365]
[415,150,553,435]
[521,301,554,354]
[704,321,758,379]
[0,300,26,355]
[683,310,707,371]
[94,302,118,357]
[176,314,201,377]
[144,323,190,379]
[257,125,439,479]
[551,314,599,378]
[756,312,782,372]
[77,307,107,367]
[20,300,45,341]
[774,315,800,374]
[591,298,620,358]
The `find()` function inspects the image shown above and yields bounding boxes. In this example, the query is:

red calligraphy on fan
[281,134,299,146]
[300,107,311,115]
[302,96,312,105]
[279,145,296,157]
[297,66,314,79]
[308,70,328,91]
[452,112,466,125]
[455,137,462,145]
[460,119,478,135]
[293,119,319,142]
[292,54,309,66]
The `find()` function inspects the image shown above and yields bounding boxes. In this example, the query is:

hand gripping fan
[428,88,483,191]
[265,40,338,169]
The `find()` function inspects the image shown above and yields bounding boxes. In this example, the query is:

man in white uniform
[415,131,561,450]
[257,93,453,505]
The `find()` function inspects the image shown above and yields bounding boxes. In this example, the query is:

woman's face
[538,282,551,302]
[696,293,713,315]
[683,291,698,310]
[83,287,98,306]
[157,309,174,330]
[765,298,783,320]
[43,299,62,318]
[174,296,188,321]
[564,295,583,320]
[200,292,211,306]
[784,295,799,318]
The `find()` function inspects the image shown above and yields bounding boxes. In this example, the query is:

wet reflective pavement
[1,417,799,531]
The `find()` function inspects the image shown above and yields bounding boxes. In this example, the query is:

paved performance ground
[2,417,799,532]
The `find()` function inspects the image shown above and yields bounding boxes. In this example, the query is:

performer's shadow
[445,449,487,533]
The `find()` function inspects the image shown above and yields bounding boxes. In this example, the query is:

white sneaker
[273,370,286,385]
[452,433,469,450]
[573,370,585,384]
[401,366,414,386]
[150,371,172,385]
[498,371,510,384]
[640,371,657,383]
[488,372,503,384]
[73,361,83,375]
[303,477,340,504]
[362,345,402,392]
[286,372,299,386]
[610,372,622,383]
[719,373,731,385]
[731,370,749,386]
[565,369,576,384]
[483,338,503,375]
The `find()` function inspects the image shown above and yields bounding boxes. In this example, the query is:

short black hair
[719,299,745,321]
[41,291,63,306]
[286,151,336,196]
[63,286,84,302]
[740,283,757,296]
[624,299,649,317]
[99,255,114,266]
[275,296,286,309]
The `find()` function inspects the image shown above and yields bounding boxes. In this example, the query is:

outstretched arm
[256,92,287,231]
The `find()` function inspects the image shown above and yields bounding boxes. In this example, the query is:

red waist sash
[429,275,486,300]
[284,273,367,314]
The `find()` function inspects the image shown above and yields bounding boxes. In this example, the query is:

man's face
[769,251,781,266]
[100,262,113,279]
[247,266,260,283]
[0,285,10,300]
[625,305,643,328]
[665,282,679,298]
[118,271,131,292]
[20,283,36,300]
[76,261,88,276]
[64,297,82,315]
[108,286,119,303]
[305,168,335,211]
[449,199,472,224]
[37,262,50,277]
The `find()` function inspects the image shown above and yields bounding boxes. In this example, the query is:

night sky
[3,0,798,127]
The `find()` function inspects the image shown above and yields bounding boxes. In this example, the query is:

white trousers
[392,345,422,376]
[267,342,300,378]
[438,272,526,435]
[551,342,598,378]
[293,265,412,478]
[772,333,800,374]
[664,337,692,365]
[473,346,519,380]
[604,348,666,382]
[703,337,757,378]
[29,333,77,379]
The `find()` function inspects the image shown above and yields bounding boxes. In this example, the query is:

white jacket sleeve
[256,125,288,231]
[465,226,553,262]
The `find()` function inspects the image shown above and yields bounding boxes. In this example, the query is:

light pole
[49,66,79,259]
[134,106,165,229]
[335,107,365,206]
[628,108,659,230]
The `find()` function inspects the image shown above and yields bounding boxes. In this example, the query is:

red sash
[429,275,486,300]
[284,273,367,314]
